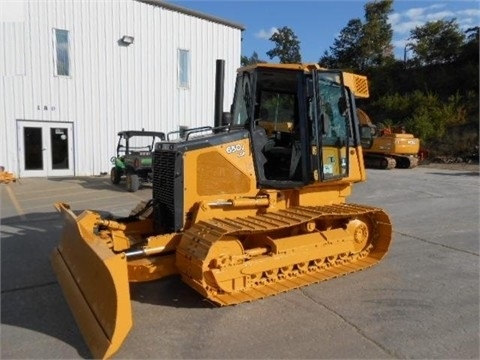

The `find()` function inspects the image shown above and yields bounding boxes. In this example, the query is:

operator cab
[229,64,355,189]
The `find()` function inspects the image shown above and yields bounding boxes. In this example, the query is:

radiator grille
[153,149,178,232]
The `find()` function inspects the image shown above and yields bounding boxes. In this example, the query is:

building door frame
[17,120,74,177]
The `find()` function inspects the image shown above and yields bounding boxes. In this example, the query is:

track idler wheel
[347,219,369,253]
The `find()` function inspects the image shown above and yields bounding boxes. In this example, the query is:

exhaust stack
[214,59,225,128]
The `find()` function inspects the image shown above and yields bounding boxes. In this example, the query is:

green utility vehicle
[110,130,165,192]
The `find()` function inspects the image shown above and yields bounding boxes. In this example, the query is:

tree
[459,26,479,64]
[370,90,467,143]
[361,0,394,67]
[241,51,266,67]
[266,26,302,63]
[465,26,479,43]
[408,19,466,65]
[319,0,394,71]
[320,19,363,69]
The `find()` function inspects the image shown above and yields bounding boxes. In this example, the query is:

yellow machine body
[51,63,393,359]
[0,168,17,183]
[368,133,420,155]
[357,108,420,169]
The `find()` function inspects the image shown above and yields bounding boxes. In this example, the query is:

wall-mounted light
[120,35,134,45]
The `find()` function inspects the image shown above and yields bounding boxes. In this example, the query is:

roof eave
[136,0,245,31]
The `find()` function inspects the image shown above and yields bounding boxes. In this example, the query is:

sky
[171,0,480,62]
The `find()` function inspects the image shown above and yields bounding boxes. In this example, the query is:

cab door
[312,70,350,181]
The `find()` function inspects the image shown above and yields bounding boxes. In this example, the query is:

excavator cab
[359,123,375,148]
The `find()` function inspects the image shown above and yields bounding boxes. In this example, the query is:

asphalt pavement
[1,167,479,359]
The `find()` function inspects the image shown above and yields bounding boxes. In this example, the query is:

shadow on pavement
[47,176,153,193]
[0,212,90,358]
[426,171,479,177]
[0,210,212,358]
[130,276,214,309]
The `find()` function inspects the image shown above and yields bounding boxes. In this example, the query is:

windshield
[230,72,251,126]
[231,69,299,128]
[317,73,348,145]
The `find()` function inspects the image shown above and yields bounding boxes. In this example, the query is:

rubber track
[178,203,392,306]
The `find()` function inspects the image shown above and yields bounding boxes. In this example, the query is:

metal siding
[96,0,108,166]
[0,23,26,77]
[0,0,242,176]
[1,76,14,171]
[0,22,21,171]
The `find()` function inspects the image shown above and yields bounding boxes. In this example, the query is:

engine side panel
[153,130,259,232]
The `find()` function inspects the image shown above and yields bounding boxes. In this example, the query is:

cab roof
[117,130,166,139]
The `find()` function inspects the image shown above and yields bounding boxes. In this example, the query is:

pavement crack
[299,288,401,359]
[1,281,57,294]
[394,230,479,256]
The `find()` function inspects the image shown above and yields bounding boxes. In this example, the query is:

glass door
[17,121,74,177]
[314,70,350,181]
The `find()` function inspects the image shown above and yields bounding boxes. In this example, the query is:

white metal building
[0,0,244,177]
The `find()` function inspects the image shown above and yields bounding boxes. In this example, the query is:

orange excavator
[356,108,420,169]
[51,62,393,358]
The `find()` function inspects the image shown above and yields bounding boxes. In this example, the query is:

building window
[178,49,190,88]
[54,29,70,76]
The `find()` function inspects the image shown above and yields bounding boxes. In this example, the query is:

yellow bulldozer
[51,62,393,359]
[356,108,420,169]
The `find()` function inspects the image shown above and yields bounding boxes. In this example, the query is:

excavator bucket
[51,203,132,359]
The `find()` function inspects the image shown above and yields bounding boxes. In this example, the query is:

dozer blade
[51,203,132,359]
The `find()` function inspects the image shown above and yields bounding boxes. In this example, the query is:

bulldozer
[51,62,393,359]
[356,108,420,169]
